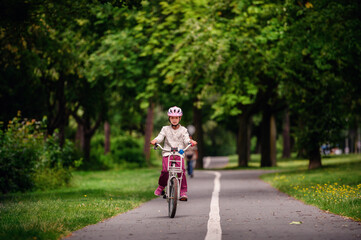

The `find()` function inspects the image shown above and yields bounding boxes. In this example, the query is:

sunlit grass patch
[227,153,309,169]
[295,183,361,207]
[261,154,361,221]
[0,168,159,240]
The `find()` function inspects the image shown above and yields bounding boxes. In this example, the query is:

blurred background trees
[1,0,361,192]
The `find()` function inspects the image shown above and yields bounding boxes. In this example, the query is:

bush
[89,133,146,169]
[0,113,81,193]
[111,135,145,166]
[33,135,82,190]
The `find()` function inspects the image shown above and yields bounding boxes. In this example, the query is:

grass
[0,168,160,240]
[260,154,361,221]
[1,154,360,240]
[226,152,314,169]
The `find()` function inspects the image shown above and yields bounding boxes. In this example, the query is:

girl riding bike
[150,106,197,201]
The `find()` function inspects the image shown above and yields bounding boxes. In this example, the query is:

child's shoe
[154,186,165,196]
[179,193,188,201]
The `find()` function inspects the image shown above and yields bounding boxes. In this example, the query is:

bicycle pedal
[163,195,167,199]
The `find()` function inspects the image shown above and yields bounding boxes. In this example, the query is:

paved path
[65,170,361,240]
[203,156,229,169]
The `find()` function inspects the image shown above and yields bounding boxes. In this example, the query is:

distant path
[65,170,361,240]
[203,156,229,169]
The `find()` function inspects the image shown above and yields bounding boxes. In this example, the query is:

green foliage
[203,120,236,156]
[0,113,81,193]
[89,133,146,170]
[0,118,40,193]
[33,135,82,190]
[109,135,146,167]
[280,0,361,158]
[1,0,361,168]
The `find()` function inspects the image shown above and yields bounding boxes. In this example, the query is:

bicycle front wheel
[168,177,178,218]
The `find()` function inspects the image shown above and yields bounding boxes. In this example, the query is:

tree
[1,0,144,162]
[153,0,232,168]
[281,0,361,169]
[209,0,284,167]
[282,109,291,158]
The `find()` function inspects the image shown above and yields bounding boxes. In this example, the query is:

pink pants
[158,155,187,193]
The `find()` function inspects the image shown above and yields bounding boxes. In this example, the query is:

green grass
[260,154,361,221]
[0,168,159,240]
[1,154,360,240]
[226,152,314,169]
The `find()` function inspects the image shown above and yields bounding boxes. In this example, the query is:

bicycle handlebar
[153,143,192,154]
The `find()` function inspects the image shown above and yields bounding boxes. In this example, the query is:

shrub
[0,114,42,193]
[0,113,81,193]
[89,133,146,169]
[111,135,145,166]
[33,134,82,190]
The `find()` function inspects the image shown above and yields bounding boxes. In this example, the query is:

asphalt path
[203,156,229,169]
[66,170,361,240]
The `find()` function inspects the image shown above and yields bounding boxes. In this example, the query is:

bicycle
[154,142,192,218]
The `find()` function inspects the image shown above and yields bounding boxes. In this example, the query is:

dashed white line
[205,171,222,240]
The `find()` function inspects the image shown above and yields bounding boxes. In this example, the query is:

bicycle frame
[166,150,184,200]
[154,143,192,201]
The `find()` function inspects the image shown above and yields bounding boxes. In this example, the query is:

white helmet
[168,106,183,117]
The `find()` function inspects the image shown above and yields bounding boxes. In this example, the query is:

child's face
[169,116,181,125]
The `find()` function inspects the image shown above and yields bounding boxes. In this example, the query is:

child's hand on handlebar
[150,139,157,145]
[190,140,197,147]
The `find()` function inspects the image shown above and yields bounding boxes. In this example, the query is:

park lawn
[260,154,361,221]
[227,153,312,169]
[0,168,159,240]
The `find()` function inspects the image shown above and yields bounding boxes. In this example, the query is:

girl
[150,106,197,201]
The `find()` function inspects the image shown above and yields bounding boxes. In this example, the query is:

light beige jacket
[154,125,191,157]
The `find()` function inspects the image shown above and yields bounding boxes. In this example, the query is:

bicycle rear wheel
[168,177,178,218]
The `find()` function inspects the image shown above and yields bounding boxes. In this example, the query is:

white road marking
[204,157,211,168]
[205,171,222,240]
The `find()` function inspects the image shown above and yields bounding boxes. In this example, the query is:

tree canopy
[1,0,360,169]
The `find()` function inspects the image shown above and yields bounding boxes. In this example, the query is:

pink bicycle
[154,143,192,218]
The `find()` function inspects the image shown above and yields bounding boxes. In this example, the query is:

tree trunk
[46,76,67,147]
[308,145,322,169]
[193,104,204,169]
[104,121,111,155]
[349,128,356,153]
[75,123,84,150]
[261,111,277,167]
[270,114,277,166]
[344,137,350,154]
[297,119,307,158]
[73,113,102,162]
[357,127,361,153]
[57,78,66,147]
[237,113,252,167]
[83,131,91,162]
[282,110,291,158]
[143,101,154,166]
[261,111,270,167]
[255,133,261,154]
